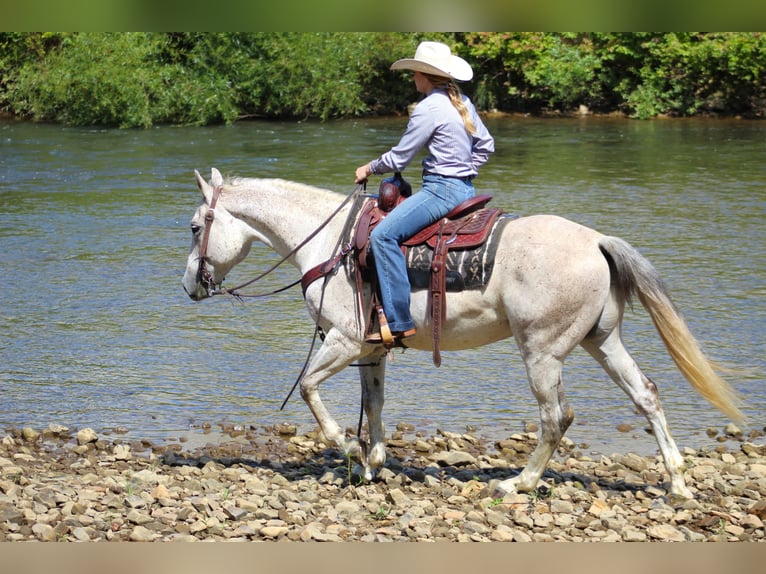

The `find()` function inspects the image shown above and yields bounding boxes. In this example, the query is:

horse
[182,167,742,499]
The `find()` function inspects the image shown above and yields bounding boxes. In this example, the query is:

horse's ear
[194,169,214,204]
[211,167,224,188]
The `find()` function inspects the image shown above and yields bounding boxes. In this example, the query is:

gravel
[1,422,764,542]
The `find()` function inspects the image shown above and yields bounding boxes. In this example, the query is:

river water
[1,116,763,456]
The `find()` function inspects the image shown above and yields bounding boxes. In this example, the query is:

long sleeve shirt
[369,88,495,179]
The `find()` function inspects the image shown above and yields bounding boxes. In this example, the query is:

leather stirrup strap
[429,222,448,367]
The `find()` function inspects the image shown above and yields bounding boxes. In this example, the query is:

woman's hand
[355,163,371,184]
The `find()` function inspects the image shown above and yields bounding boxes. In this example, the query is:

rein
[202,183,365,300]
[196,180,368,414]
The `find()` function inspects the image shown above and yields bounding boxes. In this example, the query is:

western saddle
[302,174,504,366]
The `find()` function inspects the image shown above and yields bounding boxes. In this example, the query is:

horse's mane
[223,176,344,203]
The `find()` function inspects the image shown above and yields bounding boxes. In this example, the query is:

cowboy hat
[390,41,473,82]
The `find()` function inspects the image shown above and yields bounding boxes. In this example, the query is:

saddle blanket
[405,213,516,292]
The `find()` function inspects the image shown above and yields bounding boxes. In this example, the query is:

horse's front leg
[298,329,371,463]
[358,352,389,480]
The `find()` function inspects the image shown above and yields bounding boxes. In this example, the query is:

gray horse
[183,168,742,498]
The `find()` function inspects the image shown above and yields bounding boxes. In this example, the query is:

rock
[387,488,411,507]
[32,523,57,542]
[22,428,40,442]
[169,533,199,542]
[740,514,763,529]
[129,525,158,542]
[189,520,208,534]
[260,525,288,539]
[721,452,736,464]
[748,500,766,518]
[124,495,146,509]
[647,524,686,541]
[275,423,297,436]
[431,450,477,467]
[0,505,24,525]
[725,523,745,537]
[47,423,70,435]
[151,484,171,500]
[126,509,153,524]
[335,500,361,515]
[618,452,648,473]
[677,525,706,542]
[224,506,249,521]
[524,421,539,433]
[490,524,516,541]
[113,444,131,460]
[550,499,574,514]
[742,443,765,457]
[76,428,98,445]
[132,469,161,484]
[414,440,432,453]
[511,528,533,542]
[464,521,489,536]
[622,528,647,541]
[587,499,611,517]
[71,527,94,541]
[299,522,325,541]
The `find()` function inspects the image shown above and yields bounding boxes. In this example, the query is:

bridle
[195,185,223,295]
[195,181,365,299]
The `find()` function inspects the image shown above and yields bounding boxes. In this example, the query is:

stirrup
[365,308,416,346]
[364,307,395,346]
[364,329,416,345]
[376,307,394,346]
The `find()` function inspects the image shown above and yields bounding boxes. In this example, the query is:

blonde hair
[424,73,477,136]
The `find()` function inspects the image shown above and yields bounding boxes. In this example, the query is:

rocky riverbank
[1,422,765,542]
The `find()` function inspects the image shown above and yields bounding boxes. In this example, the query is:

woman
[355,41,495,344]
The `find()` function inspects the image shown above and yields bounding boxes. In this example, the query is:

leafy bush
[1,32,763,126]
[7,33,239,127]
[599,32,766,118]
[523,34,601,110]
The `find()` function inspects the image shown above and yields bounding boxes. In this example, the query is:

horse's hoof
[351,463,374,483]
[488,479,510,499]
[668,487,695,501]
[343,436,364,461]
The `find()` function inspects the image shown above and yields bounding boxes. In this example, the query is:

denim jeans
[369,174,475,332]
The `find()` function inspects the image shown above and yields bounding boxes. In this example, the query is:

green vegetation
[1,32,763,127]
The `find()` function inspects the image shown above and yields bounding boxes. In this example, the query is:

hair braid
[447,82,478,136]
[424,73,477,136]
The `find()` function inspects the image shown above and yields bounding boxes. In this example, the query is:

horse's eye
[191,224,201,236]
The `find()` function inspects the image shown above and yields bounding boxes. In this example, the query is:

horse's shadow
[161,443,662,501]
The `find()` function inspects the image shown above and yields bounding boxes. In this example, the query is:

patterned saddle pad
[405,213,516,292]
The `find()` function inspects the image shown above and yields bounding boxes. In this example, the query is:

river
[1,116,763,456]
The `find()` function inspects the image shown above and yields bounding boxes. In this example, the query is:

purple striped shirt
[369,88,494,179]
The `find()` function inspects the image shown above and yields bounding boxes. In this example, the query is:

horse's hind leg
[581,329,693,498]
[495,354,573,495]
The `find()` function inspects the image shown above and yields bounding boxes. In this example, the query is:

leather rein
[196,183,364,300]
[195,181,369,413]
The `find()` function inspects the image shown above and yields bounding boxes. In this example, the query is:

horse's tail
[598,235,744,423]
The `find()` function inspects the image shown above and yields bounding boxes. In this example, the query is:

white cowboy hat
[390,41,473,82]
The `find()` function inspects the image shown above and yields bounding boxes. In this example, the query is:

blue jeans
[369,174,475,332]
